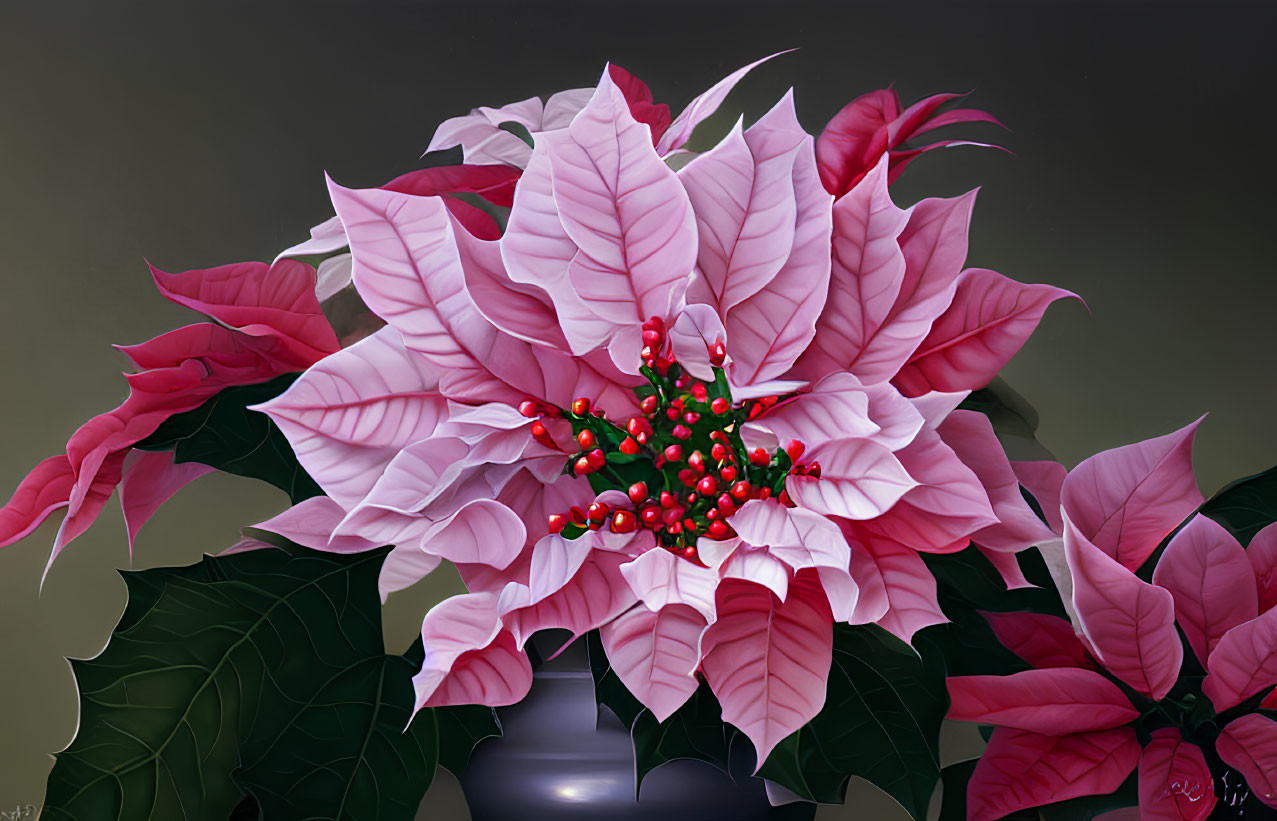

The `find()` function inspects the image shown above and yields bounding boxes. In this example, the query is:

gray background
[1,1,1274,817]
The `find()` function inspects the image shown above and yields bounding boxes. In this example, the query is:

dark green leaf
[496,120,535,147]
[1201,464,1277,546]
[757,624,948,819]
[42,547,437,821]
[434,706,502,774]
[134,374,323,503]
[1037,771,1138,821]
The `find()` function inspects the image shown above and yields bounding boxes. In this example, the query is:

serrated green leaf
[133,375,323,503]
[434,706,502,774]
[757,624,948,819]
[42,547,437,821]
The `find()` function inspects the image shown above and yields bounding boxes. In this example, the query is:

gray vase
[457,633,816,821]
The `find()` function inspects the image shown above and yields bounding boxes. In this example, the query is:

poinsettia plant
[3,54,1272,821]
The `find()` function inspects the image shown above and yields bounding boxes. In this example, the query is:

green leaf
[42,547,438,821]
[585,630,733,794]
[756,624,948,819]
[1201,464,1277,546]
[434,705,502,775]
[133,374,323,503]
[496,120,535,147]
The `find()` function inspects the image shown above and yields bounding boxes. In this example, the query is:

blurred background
[1,1,1274,818]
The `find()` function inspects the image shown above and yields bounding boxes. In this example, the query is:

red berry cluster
[519,318,820,562]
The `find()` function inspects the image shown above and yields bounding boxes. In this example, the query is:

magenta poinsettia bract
[951,424,1277,819]
[243,57,1074,768]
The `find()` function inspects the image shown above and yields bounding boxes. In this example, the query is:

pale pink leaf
[947,668,1140,734]
[655,52,790,155]
[730,499,852,577]
[1216,714,1277,809]
[893,268,1077,396]
[118,450,214,552]
[719,544,791,604]
[679,118,797,317]
[855,535,947,643]
[251,327,451,507]
[980,610,1095,670]
[700,573,833,766]
[454,223,570,351]
[1202,604,1277,712]
[618,545,718,623]
[724,94,834,385]
[740,372,880,453]
[1138,728,1217,820]
[600,603,707,722]
[966,727,1141,821]
[412,592,533,710]
[500,550,638,647]
[418,498,527,571]
[846,190,976,385]
[1061,418,1205,571]
[940,410,1058,553]
[253,495,384,553]
[551,71,697,327]
[792,154,909,384]
[1152,514,1257,666]
[378,545,443,602]
[275,215,349,261]
[1065,515,1183,700]
[979,546,1037,590]
[785,438,916,520]
[851,427,997,553]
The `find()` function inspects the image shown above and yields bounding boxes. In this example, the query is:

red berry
[709,430,729,443]
[666,407,681,421]
[571,397,591,416]
[705,508,719,520]
[717,493,737,515]
[684,519,698,532]
[687,450,706,473]
[683,411,701,425]
[611,510,637,533]
[569,506,587,524]
[760,395,779,408]
[731,481,752,502]
[747,402,764,420]
[642,316,664,332]
[697,475,718,496]
[659,491,676,509]
[640,505,661,527]
[588,502,609,523]
[636,432,649,445]
[758,487,772,500]
[672,424,692,440]
[548,513,568,533]
[710,397,730,415]
[619,436,640,455]
[678,469,697,487]
[785,440,805,463]
[668,521,684,535]
[587,449,606,470]
[641,345,655,361]
[807,461,822,479]
[719,465,738,483]
[708,520,730,539]
[664,444,683,462]
[681,545,698,560]
[710,443,729,462]
[708,340,726,367]
[574,456,591,475]
[691,383,708,402]
[778,489,795,507]
[518,399,540,418]
[642,328,662,346]
[640,395,659,415]
[750,448,770,467]
[577,429,597,450]
[628,482,648,504]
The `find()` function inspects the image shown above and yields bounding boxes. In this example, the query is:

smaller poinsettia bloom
[260,62,1070,768]
[953,424,1277,818]
[0,259,339,574]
